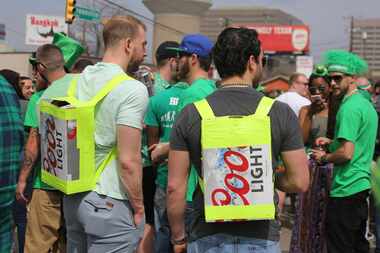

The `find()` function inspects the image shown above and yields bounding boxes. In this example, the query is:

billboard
[25,14,68,46]
[244,24,310,54]
[0,24,5,40]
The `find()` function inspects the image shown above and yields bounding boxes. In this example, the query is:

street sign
[75,6,100,22]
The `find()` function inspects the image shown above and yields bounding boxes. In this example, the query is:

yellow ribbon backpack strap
[255,96,275,117]
[194,99,215,120]
[193,99,215,193]
[88,74,133,106]
[67,76,78,98]
[87,73,134,183]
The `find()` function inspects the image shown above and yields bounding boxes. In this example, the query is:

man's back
[145,82,187,190]
[276,91,311,117]
[40,62,148,200]
[170,87,304,241]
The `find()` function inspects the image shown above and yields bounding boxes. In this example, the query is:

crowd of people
[0,14,379,253]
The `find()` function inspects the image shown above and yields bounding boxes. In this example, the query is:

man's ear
[247,55,257,73]
[190,54,198,66]
[124,38,133,54]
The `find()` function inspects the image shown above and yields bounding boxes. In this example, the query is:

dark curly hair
[212,27,261,79]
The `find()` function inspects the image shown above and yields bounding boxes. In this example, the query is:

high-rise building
[351,18,380,79]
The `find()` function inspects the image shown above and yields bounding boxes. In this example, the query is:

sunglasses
[309,86,326,95]
[330,75,345,83]
[31,61,47,72]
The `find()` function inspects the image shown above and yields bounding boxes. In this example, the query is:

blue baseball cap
[168,34,213,58]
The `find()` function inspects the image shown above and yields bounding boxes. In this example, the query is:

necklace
[219,83,252,89]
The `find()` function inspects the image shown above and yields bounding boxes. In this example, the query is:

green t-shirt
[141,73,172,168]
[144,82,188,189]
[177,78,216,201]
[141,129,152,168]
[153,72,171,95]
[24,90,53,190]
[329,92,378,197]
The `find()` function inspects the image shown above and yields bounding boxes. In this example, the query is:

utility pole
[349,16,354,52]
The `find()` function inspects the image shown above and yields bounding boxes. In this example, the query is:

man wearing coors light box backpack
[167,27,310,253]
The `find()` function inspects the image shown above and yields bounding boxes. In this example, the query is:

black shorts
[143,166,157,225]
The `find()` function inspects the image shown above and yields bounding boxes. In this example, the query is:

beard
[177,59,190,82]
[169,62,179,83]
[127,53,144,74]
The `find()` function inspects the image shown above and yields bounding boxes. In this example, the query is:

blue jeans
[376,205,380,253]
[154,187,195,253]
[188,234,281,253]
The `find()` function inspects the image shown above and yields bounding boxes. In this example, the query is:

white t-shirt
[276,91,311,117]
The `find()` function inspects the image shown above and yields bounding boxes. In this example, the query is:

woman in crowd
[290,65,333,253]
[0,70,35,253]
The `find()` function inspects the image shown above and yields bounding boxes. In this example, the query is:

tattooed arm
[16,128,40,203]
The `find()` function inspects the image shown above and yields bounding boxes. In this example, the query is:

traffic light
[65,0,76,24]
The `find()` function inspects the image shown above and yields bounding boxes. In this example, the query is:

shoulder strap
[65,74,133,106]
[88,74,133,106]
[255,96,275,117]
[67,77,78,97]
[193,99,215,119]
[94,147,117,183]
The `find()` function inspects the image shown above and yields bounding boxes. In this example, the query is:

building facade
[352,18,380,79]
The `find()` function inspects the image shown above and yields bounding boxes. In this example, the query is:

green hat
[28,52,38,66]
[322,49,368,76]
[29,33,84,70]
[312,64,328,77]
[52,32,84,69]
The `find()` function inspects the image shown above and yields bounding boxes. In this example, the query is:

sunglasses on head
[309,85,326,95]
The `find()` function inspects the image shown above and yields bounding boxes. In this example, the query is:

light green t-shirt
[176,78,216,201]
[24,90,53,190]
[144,82,188,189]
[38,63,149,200]
[329,92,378,197]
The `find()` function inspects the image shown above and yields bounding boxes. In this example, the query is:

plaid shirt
[0,75,23,208]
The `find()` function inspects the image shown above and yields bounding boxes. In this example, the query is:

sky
[0,0,379,63]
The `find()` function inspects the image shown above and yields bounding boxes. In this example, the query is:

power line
[100,0,186,36]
